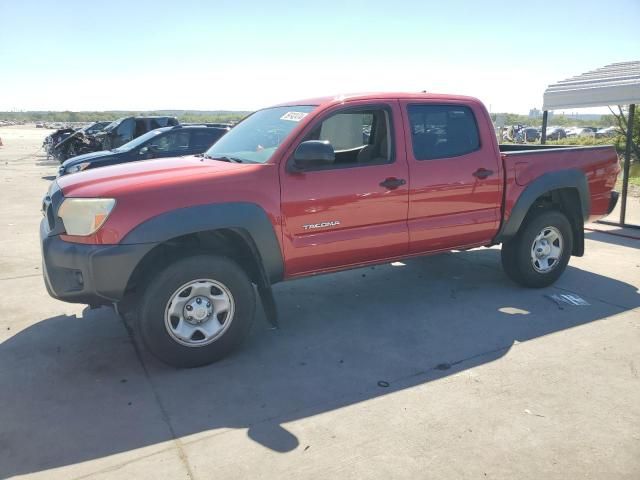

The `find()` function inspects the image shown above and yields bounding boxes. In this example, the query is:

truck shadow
[1,249,638,477]
[584,230,640,249]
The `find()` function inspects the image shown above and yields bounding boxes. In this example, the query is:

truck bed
[499,144,619,223]
[499,143,611,153]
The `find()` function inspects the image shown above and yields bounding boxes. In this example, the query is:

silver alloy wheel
[164,279,235,347]
[530,226,563,273]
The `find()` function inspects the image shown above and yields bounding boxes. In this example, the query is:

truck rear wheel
[501,209,573,288]
[137,255,256,368]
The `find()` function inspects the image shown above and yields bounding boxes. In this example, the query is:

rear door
[401,101,502,253]
[280,100,409,275]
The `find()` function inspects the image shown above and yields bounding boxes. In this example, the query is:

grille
[42,182,65,235]
[42,196,55,231]
[46,203,56,231]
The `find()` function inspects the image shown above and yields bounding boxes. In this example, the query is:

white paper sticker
[280,111,308,122]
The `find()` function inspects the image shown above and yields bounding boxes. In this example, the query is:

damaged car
[51,116,179,162]
[44,121,112,159]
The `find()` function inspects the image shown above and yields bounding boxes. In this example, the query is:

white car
[596,126,618,138]
[580,127,597,137]
[567,127,596,138]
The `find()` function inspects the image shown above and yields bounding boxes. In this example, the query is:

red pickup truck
[40,92,620,367]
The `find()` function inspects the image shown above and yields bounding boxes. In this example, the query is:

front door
[280,101,409,276]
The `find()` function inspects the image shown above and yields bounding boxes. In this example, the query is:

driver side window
[303,107,393,167]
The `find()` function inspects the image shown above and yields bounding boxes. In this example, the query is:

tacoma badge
[302,221,341,231]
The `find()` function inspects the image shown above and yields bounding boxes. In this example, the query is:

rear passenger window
[408,105,480,160]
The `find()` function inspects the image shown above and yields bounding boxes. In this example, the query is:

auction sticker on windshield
[280,111,309,122]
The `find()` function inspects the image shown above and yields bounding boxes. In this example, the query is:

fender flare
[121,202,284,284]
[494,169,589,243]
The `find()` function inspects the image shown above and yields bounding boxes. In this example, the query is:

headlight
[58,198,116,236]
[66,162,91,174]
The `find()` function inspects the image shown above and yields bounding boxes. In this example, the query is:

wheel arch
[117,203,284,317]
[494,169,589,256]
[121,202,283,283]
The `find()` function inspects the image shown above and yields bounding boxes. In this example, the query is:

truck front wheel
[137,255,256,368]
[501,209,573,288]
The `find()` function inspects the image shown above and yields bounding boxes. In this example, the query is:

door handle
[380,177,406,190]
[473,168,494,179]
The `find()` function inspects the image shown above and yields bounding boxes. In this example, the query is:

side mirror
[292,140,335,170]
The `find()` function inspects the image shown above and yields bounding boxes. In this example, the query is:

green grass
[627,163,640,187]
[546,135,623,149]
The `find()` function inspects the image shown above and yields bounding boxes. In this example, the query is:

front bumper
[40,219,155,305]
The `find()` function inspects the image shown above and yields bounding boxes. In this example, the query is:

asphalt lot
[1,125,639,479]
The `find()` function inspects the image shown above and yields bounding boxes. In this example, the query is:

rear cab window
[408,104,480,160]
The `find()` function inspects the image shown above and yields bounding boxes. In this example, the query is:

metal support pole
[620,104,635,226]
[541,110,548,144]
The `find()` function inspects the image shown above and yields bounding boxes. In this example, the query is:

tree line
[0,111,250,124]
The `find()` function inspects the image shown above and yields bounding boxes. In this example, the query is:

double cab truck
[40,92,620,367]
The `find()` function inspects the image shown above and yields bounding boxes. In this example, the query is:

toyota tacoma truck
[40,93,620,368]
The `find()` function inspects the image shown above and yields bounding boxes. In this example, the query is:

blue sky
[1,0,639,113]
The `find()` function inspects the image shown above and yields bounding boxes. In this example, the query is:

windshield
[205,105,317,163]
[111,129,164,152]
[102,119,121,132]
[83,121,109,134]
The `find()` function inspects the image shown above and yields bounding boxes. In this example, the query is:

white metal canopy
[543,61,640,110]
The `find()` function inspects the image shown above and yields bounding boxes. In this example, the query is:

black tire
[137,255,256,368]
[501,209,573,288]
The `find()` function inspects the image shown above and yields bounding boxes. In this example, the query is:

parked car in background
[83,121,112,135]
[567,127,597,138]
[51,116,180,162]
[565,127,577,137]
[44,122,112,159]
[516,127,540,143]
[59,125,229,176]
[596,126,619,138]
[44,128,77,157]
[182,123,234,129]
[40,92,620,367]
[98,116,180,150]
[545,126,566,140]
[579,127,597,138]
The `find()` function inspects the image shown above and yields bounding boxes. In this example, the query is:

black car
[546,127,567,141]
[59,125,229,176]
[516,127,540,143]
[97,116,180,150]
